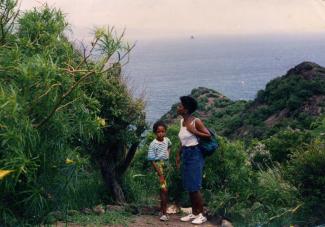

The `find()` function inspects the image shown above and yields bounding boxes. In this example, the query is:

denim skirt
[181,145,205,192]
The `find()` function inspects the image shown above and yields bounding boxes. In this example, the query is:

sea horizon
[123,33,325,123]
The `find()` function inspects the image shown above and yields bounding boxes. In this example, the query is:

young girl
[147,121,172,221]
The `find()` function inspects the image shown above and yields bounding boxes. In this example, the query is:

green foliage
[205,140,301,225]
[204,138,255,221]
[310,115,325,137]
[252,167,301,226]
[264,129,312,163]
[17,6,67,49]
[0,0,19,43]
[0,4,144,225]
[258,75,325,110]
[286,139,325,224]
[205,100,247,136]
[247,140,272,170]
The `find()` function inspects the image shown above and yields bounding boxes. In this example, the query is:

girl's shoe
[180,213,198,222]
[160,214,169,221]
[191,213,207,224]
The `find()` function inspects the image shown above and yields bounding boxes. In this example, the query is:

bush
[264,129,312,163]
[201,137,302,225]
[286,139,325,224]
[205,138,256,222]
[252,167,301,226]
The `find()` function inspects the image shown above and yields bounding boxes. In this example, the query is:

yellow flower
[65,158,74,165]
[0,170,14,180]
[96,117,106,127]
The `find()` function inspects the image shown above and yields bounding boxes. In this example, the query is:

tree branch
[33,70,96,128]
[118,142,139,174]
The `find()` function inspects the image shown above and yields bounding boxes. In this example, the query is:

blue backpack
[198,128,218,157]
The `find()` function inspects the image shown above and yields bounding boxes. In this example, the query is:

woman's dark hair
[180,96,198,114]
[153,120,167,133]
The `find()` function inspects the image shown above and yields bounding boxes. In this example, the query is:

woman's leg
[190,191,204,215]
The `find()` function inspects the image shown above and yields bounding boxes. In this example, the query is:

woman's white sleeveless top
[178,118,199,147]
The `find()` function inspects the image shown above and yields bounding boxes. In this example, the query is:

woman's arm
[186,118,211,138]
[176,144,182,169]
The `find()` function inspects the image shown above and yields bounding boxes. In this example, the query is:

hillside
[161,62,325,139]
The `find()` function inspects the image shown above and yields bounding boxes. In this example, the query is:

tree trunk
[97,141,140,204]
[99,159,126,204]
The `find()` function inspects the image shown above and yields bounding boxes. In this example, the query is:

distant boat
[190,35,195,39]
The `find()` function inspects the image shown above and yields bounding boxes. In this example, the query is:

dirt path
[55,214,221,227]
[125,214,220,227]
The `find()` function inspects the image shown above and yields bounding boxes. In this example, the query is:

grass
[56,211,132,226]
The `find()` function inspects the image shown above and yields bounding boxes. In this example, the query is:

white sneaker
[160,214,169,221]
[191,213,207,224]
[180,213,198,222]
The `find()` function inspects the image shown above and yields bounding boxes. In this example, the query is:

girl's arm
[151,161,163,176]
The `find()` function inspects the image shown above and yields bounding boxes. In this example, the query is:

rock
[67,210,79,216]
[47,211,63,222]
[166,204,180,214]
[180,207,192,214]
[287,62,325,80]
[221,219,234,227]
[48,211,63,219]
[44,214,57,224]
[106,204,124,212]
[81,207,92,214]
[93,205,105,215]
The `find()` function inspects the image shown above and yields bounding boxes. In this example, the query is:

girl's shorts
[154,160,168,190]
[181,145,205,192]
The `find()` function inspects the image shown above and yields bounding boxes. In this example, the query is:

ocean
[124,34,325,123]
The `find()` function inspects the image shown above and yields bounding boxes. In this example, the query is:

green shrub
[264,129,312,163]
[252,167,301,226]
[286,139,325,224]
[204,138,257,222]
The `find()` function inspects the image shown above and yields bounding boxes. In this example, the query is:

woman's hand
[176,155,180,169]
[176,149,181,169]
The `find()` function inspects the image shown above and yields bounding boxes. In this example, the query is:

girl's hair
[180,96,198,114]
[153,120,167,133]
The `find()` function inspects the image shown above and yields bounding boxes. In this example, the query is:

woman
[176,96,211,225]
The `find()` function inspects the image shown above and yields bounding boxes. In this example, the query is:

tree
[0,4,145,224]
[0,0,19,43]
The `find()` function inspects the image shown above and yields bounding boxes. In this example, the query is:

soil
[55,214,222,227]
[124,214,221,227]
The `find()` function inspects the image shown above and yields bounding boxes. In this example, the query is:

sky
[20,0,325,40]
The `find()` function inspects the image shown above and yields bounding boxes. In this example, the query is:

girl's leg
[160,189,168,214]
